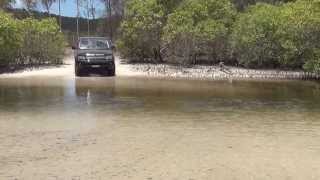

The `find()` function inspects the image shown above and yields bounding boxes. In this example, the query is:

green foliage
[231,4,281,68]
[280,0,320,72]
[118,0,235,63]
[163,0,236,64]
[20,18,65,64]
[231,0,320,71]
[117,0,166,61]
[118,0,320,73]
[231,0,295,11]
[0,11,65,67]
[0,11,22,65]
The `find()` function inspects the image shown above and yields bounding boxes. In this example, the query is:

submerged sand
[0,77,320,180]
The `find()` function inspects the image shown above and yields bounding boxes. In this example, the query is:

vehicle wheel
[109,68,115,76]
[75,62,84,77]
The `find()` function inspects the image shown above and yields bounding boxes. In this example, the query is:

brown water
[1,77,320,179]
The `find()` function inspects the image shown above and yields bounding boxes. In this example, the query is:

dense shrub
[0,11,65,68]
[20,18,65,65]
[231,4,282,68]
[282,0,320,73]
[117,0,165,62]
[0,11,23,65]
[231,0,320,71]
[117,0,184,62]
[118,0,235,64]
[231,0,295,11]
[118,0,320,73]
[163,0,236,64]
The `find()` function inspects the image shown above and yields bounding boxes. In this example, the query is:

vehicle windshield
[79,38,110,50]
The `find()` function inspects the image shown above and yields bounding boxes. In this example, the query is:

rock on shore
[119,60,320,81]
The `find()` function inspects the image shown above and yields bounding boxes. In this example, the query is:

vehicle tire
[109,68,115,76]
[75,62,84,77]
[102,68,109,77]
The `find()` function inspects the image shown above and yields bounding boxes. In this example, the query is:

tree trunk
[87,19,90,36]
[59,0,62,32]
[107,0,113,40]
[87,0,90,36]
[76,0,80,39]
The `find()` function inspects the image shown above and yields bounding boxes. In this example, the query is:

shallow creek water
[0,77,320,179]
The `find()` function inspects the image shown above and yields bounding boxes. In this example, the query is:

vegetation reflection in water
[1,77,320,121]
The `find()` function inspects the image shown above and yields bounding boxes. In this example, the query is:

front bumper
[76,57,115,68]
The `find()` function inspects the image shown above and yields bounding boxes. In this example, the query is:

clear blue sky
[14,0,105,18]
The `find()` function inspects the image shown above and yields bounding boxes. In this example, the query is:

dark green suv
[73,37,115,76]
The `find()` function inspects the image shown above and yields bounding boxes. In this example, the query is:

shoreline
[0,55,319,81]
[0,64,65,74]
[118,60,320,81]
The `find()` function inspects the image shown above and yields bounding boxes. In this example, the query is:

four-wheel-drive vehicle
[72,37,115,76]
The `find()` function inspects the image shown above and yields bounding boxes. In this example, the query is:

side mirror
[111,45,116,50]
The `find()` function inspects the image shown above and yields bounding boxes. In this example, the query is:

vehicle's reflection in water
[73,77,145,116]
[74,77,116,105]
[76,67,115,77]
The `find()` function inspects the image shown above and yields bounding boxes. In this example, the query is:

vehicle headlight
[86,53,95,57]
